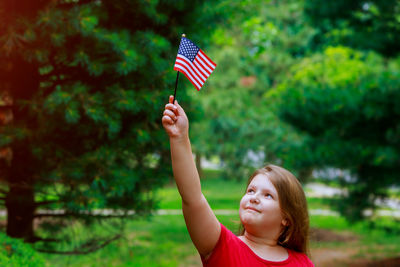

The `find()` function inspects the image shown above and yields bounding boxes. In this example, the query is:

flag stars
[178,38,200,62]
[174,36,216,91]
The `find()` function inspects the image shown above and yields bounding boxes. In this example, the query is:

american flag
[174,37,216,91]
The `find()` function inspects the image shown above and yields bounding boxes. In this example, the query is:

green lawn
[158,173,339,211]
[156,176,245,210]
[43,170,400,266]
[43,214,241,267]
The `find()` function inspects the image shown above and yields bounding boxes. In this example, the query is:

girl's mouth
[246,206,260,213]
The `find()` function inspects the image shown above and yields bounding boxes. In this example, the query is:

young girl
[162,96,314,266]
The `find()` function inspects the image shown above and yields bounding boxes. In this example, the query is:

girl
[162,96,314,266]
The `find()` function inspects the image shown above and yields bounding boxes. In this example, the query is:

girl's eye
[247,189,255,194]
[265,194,273,199]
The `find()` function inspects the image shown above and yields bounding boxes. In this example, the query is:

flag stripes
[173,37,216,90]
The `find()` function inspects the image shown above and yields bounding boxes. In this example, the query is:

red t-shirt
[202,224,314,267]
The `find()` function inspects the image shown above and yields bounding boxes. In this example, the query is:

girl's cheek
[239,197,247,208]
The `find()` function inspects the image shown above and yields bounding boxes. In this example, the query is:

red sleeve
[201,223,237,266]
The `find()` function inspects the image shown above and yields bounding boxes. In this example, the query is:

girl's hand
[162,95,189,139]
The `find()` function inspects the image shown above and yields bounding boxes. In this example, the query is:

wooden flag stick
[172,33,186,103]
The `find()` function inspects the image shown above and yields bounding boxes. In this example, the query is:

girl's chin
[239,214,257,225]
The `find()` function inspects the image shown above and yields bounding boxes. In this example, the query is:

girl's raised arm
[162,96,220,257]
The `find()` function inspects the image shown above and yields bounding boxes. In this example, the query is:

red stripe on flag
[174,66,201,90]
[193,58,211,76]
[196,53,215,74]
[191,58,209,79]
[199,50,217,68]
[197,52,214,73]
[176,56,207,83]
[174,61,204,85]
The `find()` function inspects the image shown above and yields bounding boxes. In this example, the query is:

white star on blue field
[178,38,200,62]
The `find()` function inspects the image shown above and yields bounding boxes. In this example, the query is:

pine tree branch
[31,236,61,243]
[34,199,61,207]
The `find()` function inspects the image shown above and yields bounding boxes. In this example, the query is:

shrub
[0,232,45,267]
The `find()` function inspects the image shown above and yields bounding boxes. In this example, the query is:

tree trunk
[2,55,40,242]
[5,184,35,242]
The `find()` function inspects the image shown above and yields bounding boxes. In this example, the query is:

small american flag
[174,37,216,91]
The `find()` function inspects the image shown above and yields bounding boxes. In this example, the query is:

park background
[0,0,399,266]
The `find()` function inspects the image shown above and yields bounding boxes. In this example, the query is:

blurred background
[0,0,399,266]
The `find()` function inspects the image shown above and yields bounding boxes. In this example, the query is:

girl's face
[239,174,285,236]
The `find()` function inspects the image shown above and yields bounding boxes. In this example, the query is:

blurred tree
[305,0,400,57]
[270,46,400,221]
[191,0,316,181]
[0,0,223,252]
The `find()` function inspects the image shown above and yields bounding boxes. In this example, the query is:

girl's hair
[239,164,310,256]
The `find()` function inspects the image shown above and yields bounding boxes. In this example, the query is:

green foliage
[271,46,400,220]
[1,0,398,253]
[0,233,45,267]
[191,0,315,181]
[0,0,225,246]
[305,0,400,57]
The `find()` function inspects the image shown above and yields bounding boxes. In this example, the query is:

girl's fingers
[165,103,176,110]
[169,95,174,104]
[162,115,174,125]
[165,103,178,116]
[163,109,177,121]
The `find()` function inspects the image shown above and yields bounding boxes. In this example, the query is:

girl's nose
[250,195,260,204]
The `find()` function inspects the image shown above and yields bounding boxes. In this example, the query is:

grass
[44,215,198,267]
[43,214,241,267]
[42,169,400,266]
[388,187,400,199]
[158,171,339,211]
[156,175,245,210]
[309,215,400,264]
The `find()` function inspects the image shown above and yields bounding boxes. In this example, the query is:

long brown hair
[239,164,310,256]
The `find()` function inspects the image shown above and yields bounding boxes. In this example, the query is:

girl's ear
[282,218,289,227]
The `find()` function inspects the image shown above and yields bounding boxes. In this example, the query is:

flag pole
[173,72,179,103]
[173,33,186,103]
